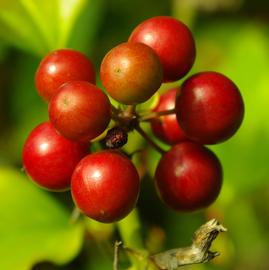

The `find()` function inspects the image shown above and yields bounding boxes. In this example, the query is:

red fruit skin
[151,87,187,144]
[49,81,111,142]
[129,16,196,82]
[100,42,163,104]
[155,142,222,212]
[35,49,96,101]
[176,72,244,144]
[71,151,140,223]
[22,122,89,191]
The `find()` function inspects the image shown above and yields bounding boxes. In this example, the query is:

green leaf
[0,0,48,55]
[0,0,100,56]
[57,0,87,48]
[19,0,59,50]
[0,167,84,270]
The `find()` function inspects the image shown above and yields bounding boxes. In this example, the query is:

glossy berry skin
[129,16,195,82]
[71,150,140,223]
[49,81,111,142]
[22,122,89,191]
[176,72,244,144]
[100,42,162,104]
[155,142,222,212]
[35,49,96,101]
[151,88,187,144]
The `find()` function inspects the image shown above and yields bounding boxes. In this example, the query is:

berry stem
[123,105,137,117]
[139,108,176,122]
[135,125,165,154]
[111,104,137,124]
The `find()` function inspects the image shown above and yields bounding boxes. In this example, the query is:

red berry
[129,16,195,82]
[22,122,89,191]
[155,142,222,212]
[151,87,187,144]
[35,49,96,101]
[175,72,244,144]
[49,81,111,142]
[71,151,140,223]
[100,42,163,104]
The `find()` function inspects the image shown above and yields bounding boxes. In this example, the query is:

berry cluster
[22,16,244,223]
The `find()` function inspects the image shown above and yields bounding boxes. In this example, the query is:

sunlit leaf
[57,0,87,48]
[0,0,101,56]
[0,0,48,55]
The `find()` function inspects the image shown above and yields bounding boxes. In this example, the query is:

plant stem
[115,218,226,269]
[150,219,227,269]
[117,209,147,269]
[69,206,81,224]
[111,105,137,130]
[113,241,122,270]
[139,108,176,122]
[123,105,137,117]
[135,125,165,154]
[117,209,144,250]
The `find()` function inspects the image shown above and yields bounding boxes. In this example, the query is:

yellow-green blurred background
[1,0,269,269]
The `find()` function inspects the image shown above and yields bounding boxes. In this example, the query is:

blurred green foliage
[0,0,269,269]
[0,168,84,270]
